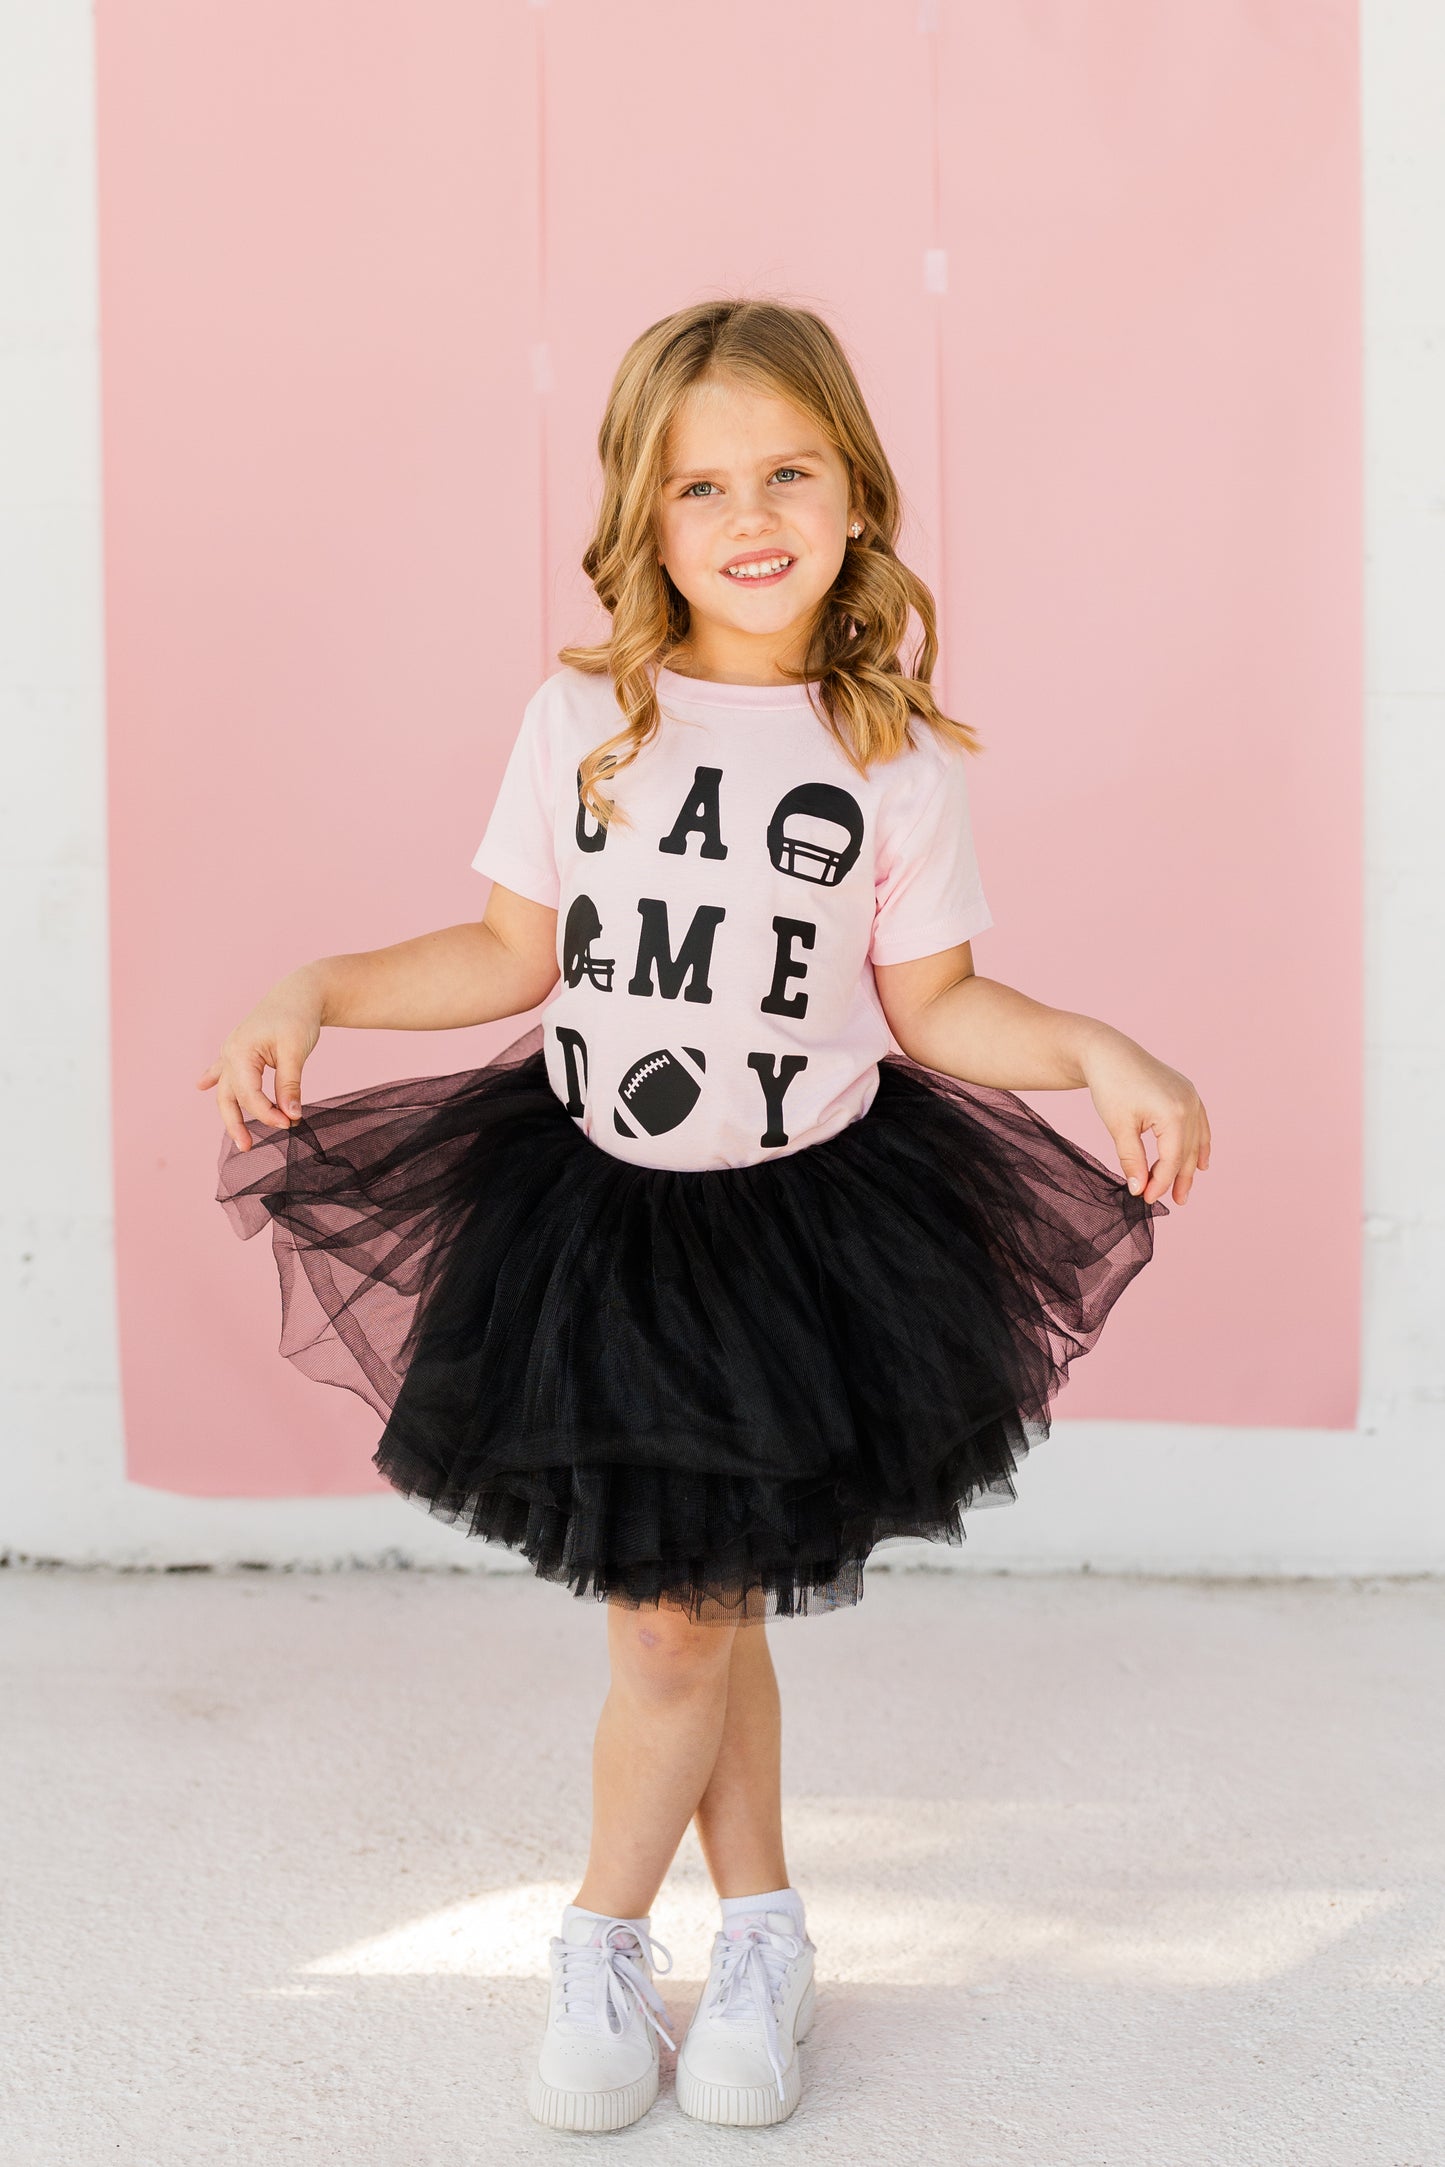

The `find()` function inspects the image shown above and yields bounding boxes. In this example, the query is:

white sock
[562,1901,650,1940]
[719,1885,805,1932]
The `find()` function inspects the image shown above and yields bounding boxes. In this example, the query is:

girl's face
[654,375,859,684]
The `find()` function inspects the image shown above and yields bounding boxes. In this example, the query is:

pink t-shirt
[472,664,992,1171]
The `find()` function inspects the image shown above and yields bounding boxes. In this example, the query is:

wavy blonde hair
[556,298,985,829]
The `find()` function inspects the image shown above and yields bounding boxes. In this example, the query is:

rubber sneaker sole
[675,1973,816,2127]
[525,2060,660,2132]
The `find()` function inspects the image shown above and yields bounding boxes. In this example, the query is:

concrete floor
[2,1565,1441,2167]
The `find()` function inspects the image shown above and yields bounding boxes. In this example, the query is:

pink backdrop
[95,2,1361,1498]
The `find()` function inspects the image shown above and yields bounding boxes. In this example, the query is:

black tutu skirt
[215,1025,1167,1623]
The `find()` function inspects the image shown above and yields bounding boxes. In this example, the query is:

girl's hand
[196,972,324,1152]
[1082,1030,1211,1207]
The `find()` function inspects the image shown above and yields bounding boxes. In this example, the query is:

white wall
[2,2,1439,1574]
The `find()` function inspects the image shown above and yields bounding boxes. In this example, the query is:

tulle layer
[215,1025,1167,1621]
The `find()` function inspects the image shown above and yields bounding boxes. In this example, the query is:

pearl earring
[848,523,862,538]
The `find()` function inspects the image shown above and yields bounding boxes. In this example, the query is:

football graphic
[614,1046,707,1137]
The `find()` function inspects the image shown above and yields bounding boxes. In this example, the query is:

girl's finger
[1141,1124,1183,1203]
[234,1052,288,1130]
[1115,1127,1153,1196]
[1173,1148,1200,1205]
[273,1050,306,1121]
[217,1082,252,1153]
[196,1060,221,1090]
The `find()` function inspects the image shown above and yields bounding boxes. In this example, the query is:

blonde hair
[556,298,985,829]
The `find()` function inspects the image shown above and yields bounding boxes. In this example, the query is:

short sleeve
[470,690,561,909]
[869,738,993,966]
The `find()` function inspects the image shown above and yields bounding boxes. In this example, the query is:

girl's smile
[720,550,797,587]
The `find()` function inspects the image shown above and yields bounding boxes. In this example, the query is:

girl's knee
[607,1601,737,1693]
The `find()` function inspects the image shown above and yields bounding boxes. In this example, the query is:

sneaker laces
[554,1918,677,2053]
[703,1918,805,2103]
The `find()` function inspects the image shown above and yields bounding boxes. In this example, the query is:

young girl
[200,299,1207,2134]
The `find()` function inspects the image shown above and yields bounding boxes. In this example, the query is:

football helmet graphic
[562,892,616,990]
[766,782,866,886]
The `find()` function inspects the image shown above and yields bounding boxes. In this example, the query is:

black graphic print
[554,1025,589,1115]
[575,765,607,854]
[658,766,729,859]
[554,771,870,1152]
[615,1047,707,1138]
[562,894,615,989]
[747,1052,809,1148]
[766,783,865,886]
[759,915,816,1018]
[628,900,726,1003]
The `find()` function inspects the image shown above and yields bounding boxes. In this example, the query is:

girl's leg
[690,1618,789,1898]
[572,1600,740,1919]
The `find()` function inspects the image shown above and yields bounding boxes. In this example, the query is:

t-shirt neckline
[655,664,822,710]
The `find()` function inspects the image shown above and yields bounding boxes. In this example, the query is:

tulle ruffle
[216,1025,1166,1622]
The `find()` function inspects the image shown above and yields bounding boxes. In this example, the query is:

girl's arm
[874,942,1210,1209]
[197,883,559,1152]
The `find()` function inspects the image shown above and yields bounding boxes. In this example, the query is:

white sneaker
[675,1908,817,2126]
[526,1909,678,2132]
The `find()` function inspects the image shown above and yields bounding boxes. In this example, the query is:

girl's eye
[681,468,807,499]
